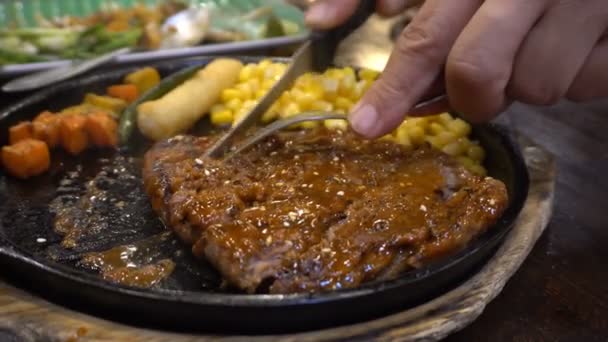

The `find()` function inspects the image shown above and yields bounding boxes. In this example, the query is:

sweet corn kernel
[235,83,253,100]
[210,104,227,115]
[338,73,356,98]
[264,64,279,81]
[324,119,348,131]
[257,59,272,71]
[395,129,412,147]
[262,103,280,123]
[210,109,233,126]
[282,102,301,118]
[299,120,319,129]
[352,80,370,100]
[310,100,334,112]
[447,118,472,137]
[324,68,344,79]
[407,125,425,146]
[335,97,354,112]
[303,79,325,100]
[247,78,261,92]
[438,113,453,125]
[467,144,485,161]
[279,91,292,106]
[232,108,249,126]
[296,92,318,110]
[343,67,356,78]
[358,68,380,81]
[442,140,467,156]
[457,156,476,169]
[225,98,243,112]
[239,64,255,82]
[379,134,394,142]
[428,122,445,136]
[295,73,314,88]
[255,89,267,99]
[242,99,257,111]
[321,78,339,101]
[262,78,277,90]
[434,131,457,147]
[221,88,241,102]
[274,63,287,76]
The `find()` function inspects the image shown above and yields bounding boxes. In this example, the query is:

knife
[204,1,376,158]
[2,47,132,93]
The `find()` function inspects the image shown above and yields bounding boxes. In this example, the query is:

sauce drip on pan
[49,154,177,288]
[80,233,175,288]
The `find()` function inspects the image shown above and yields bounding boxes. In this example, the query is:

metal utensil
[224,111,346,159]
[204,1,376,158]
[160,6,211,49]
[224,90,449,159]
[2,47,131,92]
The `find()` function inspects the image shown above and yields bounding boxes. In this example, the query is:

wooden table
[1,14,607,342]
[446,100,608,342]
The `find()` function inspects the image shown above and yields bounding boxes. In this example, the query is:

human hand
[306,0,608,138]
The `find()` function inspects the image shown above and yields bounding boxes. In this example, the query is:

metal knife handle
[310,0,376,70]
[2,47,132,93]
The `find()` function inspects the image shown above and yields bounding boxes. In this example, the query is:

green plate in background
[0,0,308,77]
[0,0,305,30]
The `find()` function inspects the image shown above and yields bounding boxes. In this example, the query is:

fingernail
[305,2,329,25]
[349,103,378,136]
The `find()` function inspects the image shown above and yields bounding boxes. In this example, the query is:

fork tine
[223,112,347,160]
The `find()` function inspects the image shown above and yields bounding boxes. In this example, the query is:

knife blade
[204,1,376,158]
[2,47,132,93]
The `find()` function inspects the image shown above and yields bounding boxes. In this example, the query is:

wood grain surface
[448,101,608,342]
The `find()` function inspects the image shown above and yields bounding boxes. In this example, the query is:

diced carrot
[107,84,139,103]
[32,111,61,148]
[59,114,89,155]
[9,121,33,145]
[124,67,160,94]
[85,112,118,148]
[2,139,50,179]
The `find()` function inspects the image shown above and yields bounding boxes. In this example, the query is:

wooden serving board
[0,134,555,342]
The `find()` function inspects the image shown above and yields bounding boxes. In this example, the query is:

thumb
[305,0,361,30]
[349,0,481,138]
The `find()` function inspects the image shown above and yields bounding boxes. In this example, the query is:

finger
[568,37,608,102]
[349,0,482,138]
[446,0,548,123]
[508,1,608,106]
[377,0,422,17]
[407,96,451,116]
[305,0,360,29]
[407,76,449,116]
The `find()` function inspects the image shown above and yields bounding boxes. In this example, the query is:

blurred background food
[0,0,304,65]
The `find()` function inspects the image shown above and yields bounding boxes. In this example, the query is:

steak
[142,128,508,294]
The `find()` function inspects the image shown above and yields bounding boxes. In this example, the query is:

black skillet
[0,56,529,334]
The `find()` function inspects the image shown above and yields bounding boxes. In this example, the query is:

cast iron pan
[0,57,529,334]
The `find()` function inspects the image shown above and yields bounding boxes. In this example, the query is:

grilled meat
[142,128,508,294]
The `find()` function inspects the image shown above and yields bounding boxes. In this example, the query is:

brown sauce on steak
[143,128,508,294]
